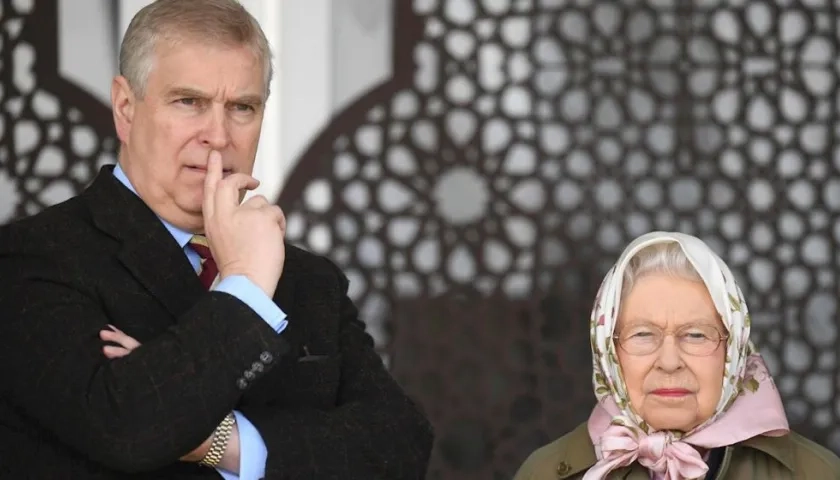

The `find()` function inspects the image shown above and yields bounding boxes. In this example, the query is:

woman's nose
[654,335,684,371]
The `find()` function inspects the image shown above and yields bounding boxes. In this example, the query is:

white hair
[119,0,273,99]
[621,241,702,297]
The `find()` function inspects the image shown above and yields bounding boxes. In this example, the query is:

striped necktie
[188,235,218,290]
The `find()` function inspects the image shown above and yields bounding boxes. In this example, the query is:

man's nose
[199,105,231,150]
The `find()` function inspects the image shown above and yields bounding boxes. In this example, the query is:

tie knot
[189,235,213,260]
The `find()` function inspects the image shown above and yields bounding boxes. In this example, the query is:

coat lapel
[84,166,206,320]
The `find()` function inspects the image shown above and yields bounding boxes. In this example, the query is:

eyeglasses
[613,324,728,356]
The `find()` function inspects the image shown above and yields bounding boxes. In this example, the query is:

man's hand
[100,326,212,462]
[202,150,287,298]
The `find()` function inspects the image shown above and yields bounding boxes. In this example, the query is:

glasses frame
[612,325,730,357]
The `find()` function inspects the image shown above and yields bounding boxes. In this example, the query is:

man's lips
[187,165,232,174]
[651,388,692,397]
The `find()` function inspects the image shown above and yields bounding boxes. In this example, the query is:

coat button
[244,370,256,380]
[260,351,274,364]
[556,461,571,476]
[252,361,264,373]
[236,378,248,390]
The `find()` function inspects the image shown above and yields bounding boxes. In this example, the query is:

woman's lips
[651,388,691,397]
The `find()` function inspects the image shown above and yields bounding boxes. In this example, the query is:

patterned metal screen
[279,1,840,478]
[0,0,118,224]
[3,0,839,479]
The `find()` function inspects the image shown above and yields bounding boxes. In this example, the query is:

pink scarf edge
[586,354,790,478]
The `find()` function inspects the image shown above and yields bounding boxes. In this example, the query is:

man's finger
[243,195,269,209]
[215,174,260,214]
[100,328,141,350]
[203,151,223,219]
[103,346,131,359]
[265,205,286,231]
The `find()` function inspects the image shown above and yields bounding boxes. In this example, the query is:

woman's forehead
[617,274,723,326]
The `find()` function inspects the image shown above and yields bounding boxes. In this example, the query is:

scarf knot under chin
[593,422,708,480]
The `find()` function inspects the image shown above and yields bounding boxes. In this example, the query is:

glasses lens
[619,327,661,355]
[618,325,723,356]
[678,325,723,356]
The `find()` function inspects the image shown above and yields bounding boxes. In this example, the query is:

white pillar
[239,0,285,202]
[117,0,286,202]
[278,0,333,179]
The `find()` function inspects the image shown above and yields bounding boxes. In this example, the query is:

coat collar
[82,166,298,338]
[83,165,206,320]
[554,422,796,479]
[739,431,796,472]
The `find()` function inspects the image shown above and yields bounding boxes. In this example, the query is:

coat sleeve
[241,262,435,480]
[0,250,291,473]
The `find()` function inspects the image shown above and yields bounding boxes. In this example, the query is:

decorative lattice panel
[0,0,118,224]
[278,1,840,478]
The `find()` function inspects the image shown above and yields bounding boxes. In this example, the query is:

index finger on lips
[203,151,223,218]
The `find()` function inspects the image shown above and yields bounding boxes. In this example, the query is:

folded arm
[100,274,284,479]
[102,326,272,480]
[0,252,290,473]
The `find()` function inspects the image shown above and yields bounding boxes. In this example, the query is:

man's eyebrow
[164,87,264,106]
[230,94,265,105]
[164,87,210,99]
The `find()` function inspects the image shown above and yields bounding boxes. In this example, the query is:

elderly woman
[514,232,840,479]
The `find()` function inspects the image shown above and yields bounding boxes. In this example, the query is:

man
[0,1,433,478]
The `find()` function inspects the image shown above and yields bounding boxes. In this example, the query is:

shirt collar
[112,163,195,249]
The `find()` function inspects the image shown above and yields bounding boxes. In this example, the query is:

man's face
[112,39,266,231]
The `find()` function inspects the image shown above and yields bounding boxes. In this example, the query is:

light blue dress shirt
[113,164,285,480]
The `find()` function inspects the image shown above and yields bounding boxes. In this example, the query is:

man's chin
[175,196,205,220]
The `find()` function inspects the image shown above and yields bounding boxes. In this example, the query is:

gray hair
[119,0,273,99]
[621,241,702,297]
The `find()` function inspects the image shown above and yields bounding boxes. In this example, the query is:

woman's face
[616,274,727,432]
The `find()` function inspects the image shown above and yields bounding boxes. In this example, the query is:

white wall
[58,0,116,104]
[278,0,334,182]
[330,0,392,113]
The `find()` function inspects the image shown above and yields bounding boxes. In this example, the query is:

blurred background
[2,0,839,478]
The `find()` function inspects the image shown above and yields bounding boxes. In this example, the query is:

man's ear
[111,76,136,144]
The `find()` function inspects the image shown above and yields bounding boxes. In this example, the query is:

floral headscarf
[585,232,789,480]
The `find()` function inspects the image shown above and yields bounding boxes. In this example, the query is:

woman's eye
[681,331,714,343]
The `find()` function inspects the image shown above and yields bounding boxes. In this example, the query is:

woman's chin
[643,413,702,433]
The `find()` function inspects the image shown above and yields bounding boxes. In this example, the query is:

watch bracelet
[198,412,236,468]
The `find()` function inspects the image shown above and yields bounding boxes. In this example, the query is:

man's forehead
[146,42,266,99]
[151,36,261,67]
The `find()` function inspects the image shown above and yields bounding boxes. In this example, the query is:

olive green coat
[514,422,840,479]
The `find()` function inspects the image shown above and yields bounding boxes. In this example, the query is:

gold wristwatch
[198,412,237,468]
